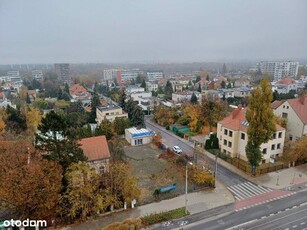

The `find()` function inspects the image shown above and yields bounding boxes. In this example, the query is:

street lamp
[185,162,193,215]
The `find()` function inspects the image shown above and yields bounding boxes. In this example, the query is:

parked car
[172,146,182,154]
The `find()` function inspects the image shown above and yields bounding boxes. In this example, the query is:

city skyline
[0,0,307,64]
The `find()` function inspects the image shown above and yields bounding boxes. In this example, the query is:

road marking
[247,209,307,230]
[301,222,306,225]
[225,219,258,230]
[293,225,297,228]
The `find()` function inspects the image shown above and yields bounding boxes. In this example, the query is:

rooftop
[219,106,284,132]
[79,135,110,161]
[97,104,122,111]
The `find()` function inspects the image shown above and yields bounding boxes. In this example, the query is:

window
[287,106,289,109]
[283,105,285,108]
[241,133,245,140]
[278,132,282,138]
[289,135,293,141]
[137,139,143,145]
[106,113,109,115]
[229,131,233,137]
[262,148,267,154]
[228,141,232,148]
[224,129,228,135]
[224,140,227,145]
[277,143,281,149]
[271,144,275,150]
[262,159,266,164]
[282,112,288,119]
[273,133,276,139]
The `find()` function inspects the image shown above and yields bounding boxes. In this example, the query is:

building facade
[217,106,285,164]
[54,63,70,79]
[96,104,128,123]
[125,127,155,146]
[272,97,307,141]
[259,61,299,81]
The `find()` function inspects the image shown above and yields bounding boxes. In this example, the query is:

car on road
[172,146,182,154]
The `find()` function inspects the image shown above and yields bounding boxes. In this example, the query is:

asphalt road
[145,117,247,186]
[180,190,307,230]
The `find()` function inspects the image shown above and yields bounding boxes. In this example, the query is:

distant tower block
[54,63,70,79]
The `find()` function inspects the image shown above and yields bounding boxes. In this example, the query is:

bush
[166,125,170,130]
[141,208,188,227]
[189,166,215,186]
[205,139,212,150]
[212,137,219,149]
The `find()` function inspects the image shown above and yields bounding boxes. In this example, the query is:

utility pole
[214,153,218,187]
[185,164,188,214]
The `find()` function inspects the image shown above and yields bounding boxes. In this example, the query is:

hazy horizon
[1,0,306,64]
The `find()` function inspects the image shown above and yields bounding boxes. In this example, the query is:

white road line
[228,186,249,200]
[235,184,255,197]
[301,222,305,225]
[243,182,266,195]
[227,187,245,200]
[293,225,297,228]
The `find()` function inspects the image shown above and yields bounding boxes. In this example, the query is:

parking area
[124,144,187,205]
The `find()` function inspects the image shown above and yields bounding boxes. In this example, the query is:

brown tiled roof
[69,84,89,96]
[79,136,111,161]
[277,77,296,85]
[0,92,3,99]
[219,107,284,132]
[287,96,307,124]
[271,100,285,109]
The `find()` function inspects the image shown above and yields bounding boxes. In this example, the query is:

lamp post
[185,162,193,215]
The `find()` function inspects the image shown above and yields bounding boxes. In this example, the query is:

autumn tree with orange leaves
[0,141,62,221]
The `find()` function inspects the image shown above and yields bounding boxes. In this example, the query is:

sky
[0,0,306,64]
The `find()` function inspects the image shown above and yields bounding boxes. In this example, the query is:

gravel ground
[124,144,187,205]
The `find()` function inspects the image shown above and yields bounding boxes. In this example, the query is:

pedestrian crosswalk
[227,182,272,201]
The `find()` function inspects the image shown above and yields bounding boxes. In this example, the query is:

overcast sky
[0,0,306,64]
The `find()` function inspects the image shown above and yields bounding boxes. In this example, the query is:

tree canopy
[246,79,276,169]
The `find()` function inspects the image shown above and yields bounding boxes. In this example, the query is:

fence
[205,148,290,176]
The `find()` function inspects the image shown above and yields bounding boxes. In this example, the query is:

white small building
[126,86,145,94]
[272,77,298,94]
[125,127,155,146]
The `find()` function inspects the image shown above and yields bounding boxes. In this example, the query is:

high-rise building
[259,61,299,81]
[54,63,70,79]
[32,70,43,80]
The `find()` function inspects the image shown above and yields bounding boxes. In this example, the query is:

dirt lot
[124,144,187,205]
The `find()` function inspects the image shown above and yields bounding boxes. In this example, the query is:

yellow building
[217,105,285,164]
[96,104,128,124]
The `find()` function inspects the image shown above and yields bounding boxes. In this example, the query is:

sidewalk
[201,147,307,190]
[63,181,234,230]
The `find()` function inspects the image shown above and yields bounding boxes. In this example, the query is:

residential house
[272,96,307,141]
[69,84,91,102]
[96,104,128,124]
[217,105,285,164]
[234,78,251,88]
[79,135,110,173]
[27,90,37,102]
[125,127,155,146]
[272,77,298,94]
[172,91,201,103]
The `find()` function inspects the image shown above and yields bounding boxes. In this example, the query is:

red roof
[0,92,3,99]
[287,96,307,124]
[69,84,90,96]
[277,77,296,85]
[79,136,111,161]
[219,107,284,132]
[271,100,285,109]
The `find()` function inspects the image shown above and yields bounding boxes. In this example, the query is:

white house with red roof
[272,77,298,94]
[272,96,307,141]
[217,105,285,164]
[69,84,91,102]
